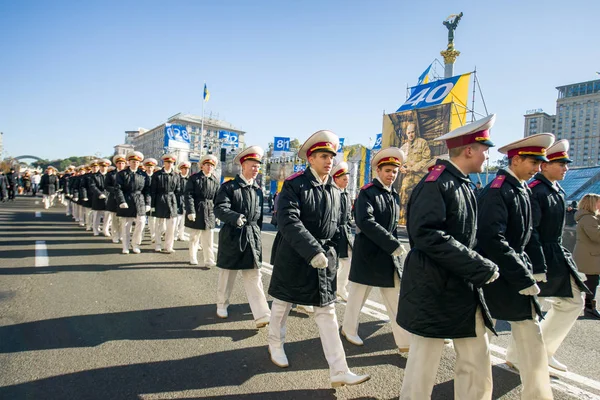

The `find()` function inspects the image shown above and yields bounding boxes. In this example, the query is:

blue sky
[1,0,599,162]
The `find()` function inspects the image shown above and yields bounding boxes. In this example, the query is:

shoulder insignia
[285,171,303,181]
[360,182,374,190]
[528,180,542,189]
[425,164,446,182]
[490,175,506,189]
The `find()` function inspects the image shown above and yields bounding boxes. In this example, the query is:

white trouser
[342,274,411,348]
[110,212,122,242]
[155,217,177,251]
[216,268,271,320]
[85,208,93,230]
[268,299,349,376]
[78,205,86,226]
[191,228,215,266]
[505,308,553,400]
[337,250,352,298]
[400,308,492,400]
[103,211,112,236]
[176,213,186,239]
[148,216,157,242]
[66,201,72,216]
[122,216,145,251]
[92,210,104,235]
[541,277,584,358]
[43,194,56,209]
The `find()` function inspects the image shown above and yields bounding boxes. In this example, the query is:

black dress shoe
[584,306,600,319]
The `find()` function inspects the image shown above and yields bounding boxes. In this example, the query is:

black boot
[585,300,600,319]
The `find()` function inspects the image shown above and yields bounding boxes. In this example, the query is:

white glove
[98,194,106,199]
[236,215,247,227]
[392,244,407,257]
[310,253,328,269]
[187,214,196,222]
[532,273,547,283]
[151,207,156,212]
[519,283,541,296]
[216,218,220,225]
[119,203,129,209]
[145,205,151,213]
[83,198,88,201]
[73,197,79,202]
[485,271,500,284]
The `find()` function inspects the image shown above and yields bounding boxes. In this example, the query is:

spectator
[32,171,41,196]
[565,200,577,227]
[573,193,600,319]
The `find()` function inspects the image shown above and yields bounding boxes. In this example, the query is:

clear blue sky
[1,0,598,162]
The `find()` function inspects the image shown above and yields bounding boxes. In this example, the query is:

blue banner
[397,74,462,112]
[164,124,190,149]
[293,164,305,173]
[274,137,290,152]
[364,148,371,184]
[338,138,345,153]
[372,133,382,150]
[219,131,239,147]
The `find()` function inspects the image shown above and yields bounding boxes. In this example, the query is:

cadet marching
[27,119,600,399]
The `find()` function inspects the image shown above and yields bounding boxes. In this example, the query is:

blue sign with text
[274,137,290,152]
[372,133,382,150]
[219,131,239,147]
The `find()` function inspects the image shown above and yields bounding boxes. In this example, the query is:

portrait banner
[382,103,451,225]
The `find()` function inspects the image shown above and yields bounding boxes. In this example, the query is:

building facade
[128,113,245,165]
[555,79,600,167]
[524,110,555,137]
[524,79,600,167]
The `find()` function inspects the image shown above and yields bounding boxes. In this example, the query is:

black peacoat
[176,174,189,215]
[89,172,108,211]
[40,174,59,196]
[268,168,340,307]
[397,161,498,338]
[478,169,542,321]
[151,169,179,219]
[349,179,402,288]
[525,173,589,297]
[104,170,119,213]
[333,189,353,259]
[115,168,150,218]
[184,172,219,230]
[214,175,263,270]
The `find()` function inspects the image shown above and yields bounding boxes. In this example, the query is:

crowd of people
[4,118,600,398]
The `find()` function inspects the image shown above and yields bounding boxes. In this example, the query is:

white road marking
[35,211,42,217]
[35,241,49,267]
[35,201,40,205]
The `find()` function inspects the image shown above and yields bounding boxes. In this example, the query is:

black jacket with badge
[333,189,353,259]
[69,175,80,202]
[349,179,402,288]
[115,168,151,218]
[397,161,498,338]
[105,170,119,213]
[184,172,219,230]
[151,169,179,219]
[478,169,541,321]
[268,168,340,307]
[89,172,108,211]
[525,173,589,297]
[214,175,263,270]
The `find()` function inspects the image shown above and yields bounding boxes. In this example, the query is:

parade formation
[6,119,598,400]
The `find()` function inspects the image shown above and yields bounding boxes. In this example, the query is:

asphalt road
[0,196,599,400]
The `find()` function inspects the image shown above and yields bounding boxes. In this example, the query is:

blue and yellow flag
[203,84,210,102]
[417,64,432,85]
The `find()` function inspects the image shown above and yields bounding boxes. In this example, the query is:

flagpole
[200,82,205,157]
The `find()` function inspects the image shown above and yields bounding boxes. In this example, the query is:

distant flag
[417,63,432,85]
[203,83,210,102]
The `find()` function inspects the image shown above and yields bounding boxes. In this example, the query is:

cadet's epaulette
[528,180,542,189]
[285,171,303,181]
[425,164,446,182]
[490,175,506,189]
[360,182,374,190]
